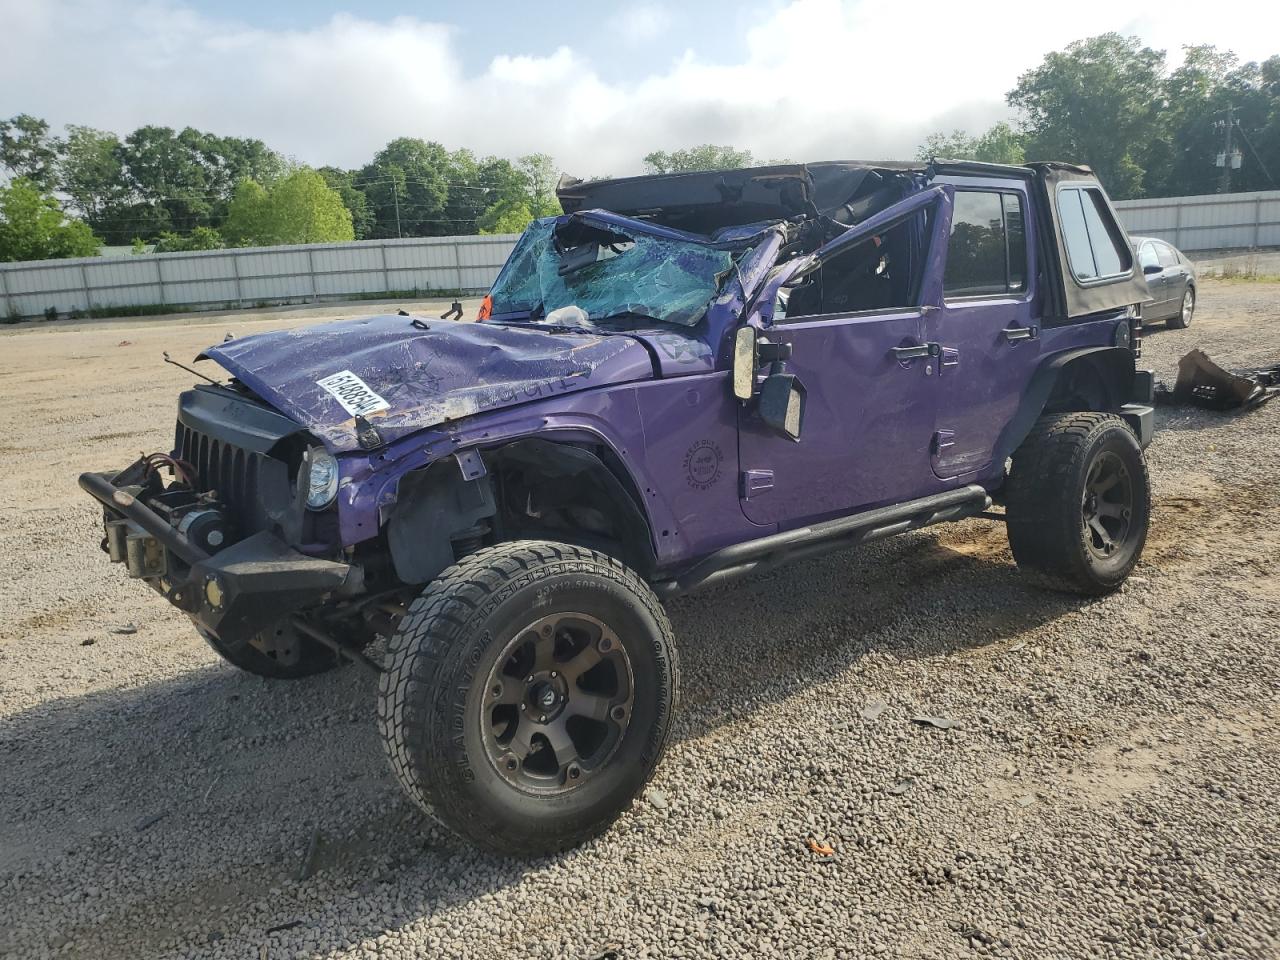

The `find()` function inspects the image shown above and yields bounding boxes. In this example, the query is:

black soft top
[557,162,926,235]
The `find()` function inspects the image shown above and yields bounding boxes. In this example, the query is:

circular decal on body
[683,440,723,490]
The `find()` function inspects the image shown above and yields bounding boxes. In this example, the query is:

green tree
[517,153,562,217]
[642,144,754,174]
[0,115,62,191]
[477,197,534,234]
[152,226,225,253]
[317,166,374,239]
[58,126,128,230]
[221,178,270,245]
[0,178,100,262]
[1008,34,1167,198]
[917,121,1025,164]
[356,138,450,238]
[222,169,353,246]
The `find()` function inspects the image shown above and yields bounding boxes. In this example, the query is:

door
[1137,241,1170,318]
[1154,240,1188,318]
[929,186,1042,479]
[737,187,951,526]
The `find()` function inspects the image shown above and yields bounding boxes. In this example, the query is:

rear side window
[1138,242,1160,270]
[1059,187,1133,282]
[944,190,1028,297]
[1155,241,1179,267]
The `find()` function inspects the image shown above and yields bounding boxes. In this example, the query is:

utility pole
[1216,104,1237,194]
[392,180,402,238]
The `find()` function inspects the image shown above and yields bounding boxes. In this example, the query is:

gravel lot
[2,282,1279,960]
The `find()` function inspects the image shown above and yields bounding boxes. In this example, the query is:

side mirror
[1143,263,1161,275]
[732,326,758,401]
[758,366,807,441]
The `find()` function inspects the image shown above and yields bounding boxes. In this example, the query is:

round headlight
[305,447,339,510]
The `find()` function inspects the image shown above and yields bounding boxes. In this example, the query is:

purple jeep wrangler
[82,160,1156,854]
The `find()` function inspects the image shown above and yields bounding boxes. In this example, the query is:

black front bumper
[81,465,350,644]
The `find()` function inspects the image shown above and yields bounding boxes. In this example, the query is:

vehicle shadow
[0,520,1091,958]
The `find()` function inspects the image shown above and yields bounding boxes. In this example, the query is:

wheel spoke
[1097,500,1126,519]
[491,673,524,706]
[1088,516,1113,547]
[542,716,580,768]
[508,721,537,760]
[568,692,613,723]
[560,643,602,682]
[1092,471,1120,495]
[531,631,556,672]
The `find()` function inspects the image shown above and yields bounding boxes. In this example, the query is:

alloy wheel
[1081,450,1134,560]
[481,612,634,794]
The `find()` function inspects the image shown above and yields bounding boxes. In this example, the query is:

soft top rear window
[1059,186,1132,283]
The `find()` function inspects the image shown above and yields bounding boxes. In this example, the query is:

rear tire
[200,620,341,679]
[1167,286,1194,329]
[1006,413,1150,596]
[378,540,678,856]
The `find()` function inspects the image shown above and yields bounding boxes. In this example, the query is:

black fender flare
[486,438,658,576]
[993,346,1135,465]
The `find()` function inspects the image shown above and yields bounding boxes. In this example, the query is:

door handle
[1002,325,1039,342]
[891,342,940,360]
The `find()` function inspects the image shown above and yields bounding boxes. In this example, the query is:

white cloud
[2,0,1277,179]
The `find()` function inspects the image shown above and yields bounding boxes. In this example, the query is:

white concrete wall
[1113,190,1280,252]
[0,234,519,320]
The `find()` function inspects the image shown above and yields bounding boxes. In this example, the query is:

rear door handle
[891,342,940,360]
[1002,326,1038,342]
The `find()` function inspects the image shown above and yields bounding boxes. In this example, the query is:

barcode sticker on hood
[316,370,390,417]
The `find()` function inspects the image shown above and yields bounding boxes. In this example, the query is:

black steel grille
[175,424,284,535]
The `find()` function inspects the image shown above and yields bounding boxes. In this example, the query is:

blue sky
[3,0,1278,177]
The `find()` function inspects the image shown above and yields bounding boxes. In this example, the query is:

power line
[1232,121,1277,189]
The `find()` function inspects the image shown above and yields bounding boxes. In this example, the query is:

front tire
[1006,413,1150,596]
[1167,286,1194,329]
[378,541,678,855]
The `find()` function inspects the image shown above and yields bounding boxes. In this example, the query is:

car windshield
[486,216,743,328]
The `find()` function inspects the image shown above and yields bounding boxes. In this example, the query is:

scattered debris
[116,340,132,347]
[113,624,138,635]
[887,778,914,796]
[580,947,621,960]
[805,838,836,857]
[911,715,956,730]
[264,920,303,935]
[861,699,887,721]
[80,637,96,646]
[297,828,322,881]
[134,811,168,832]
[1016,794,1036,808]
[645,789,669,811]
[1156,349,1280,411]
[202,774,223,804]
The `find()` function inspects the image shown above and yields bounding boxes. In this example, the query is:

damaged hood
[200,315,654,451]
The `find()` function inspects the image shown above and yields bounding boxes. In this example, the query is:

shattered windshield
[486,217,742,328]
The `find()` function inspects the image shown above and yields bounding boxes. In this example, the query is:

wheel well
[992,346,1134,471]
[1042,350,1131,415]
[486,438,657,577]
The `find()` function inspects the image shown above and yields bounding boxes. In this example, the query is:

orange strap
[477,295,493,321]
